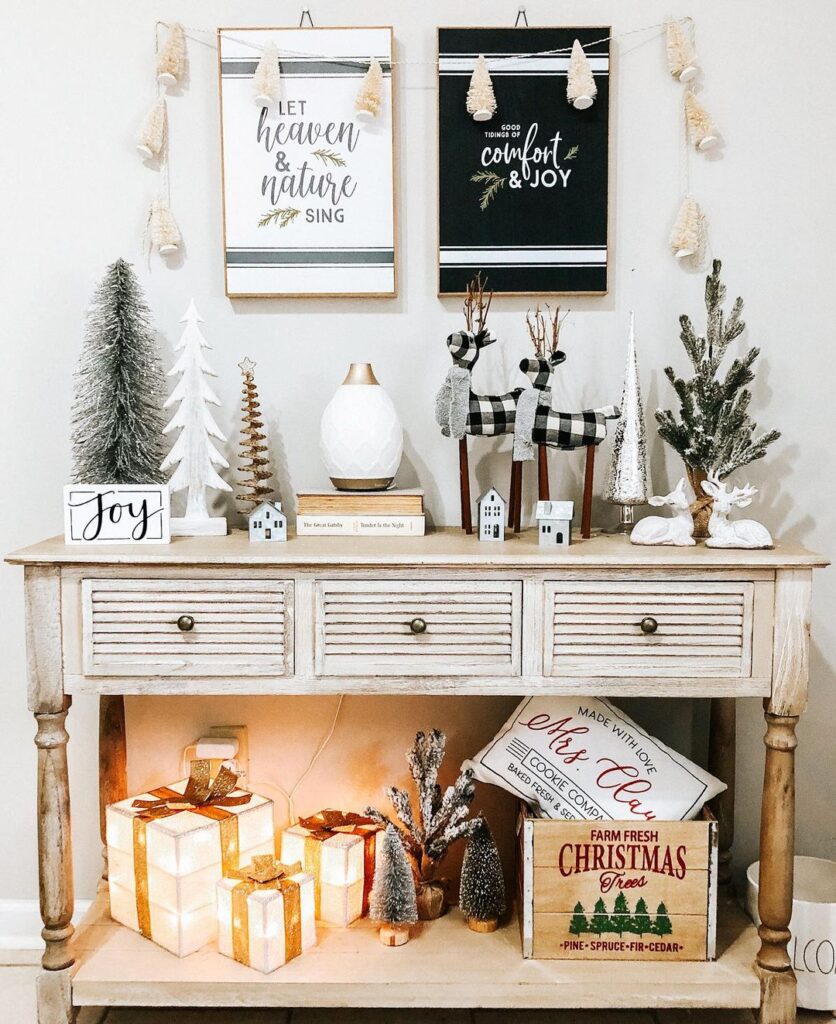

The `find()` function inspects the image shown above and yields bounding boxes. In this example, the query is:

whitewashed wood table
[6,529,827,1024]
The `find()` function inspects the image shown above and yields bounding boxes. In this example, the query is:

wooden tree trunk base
[378,923,411,946]
[467,917,499,933]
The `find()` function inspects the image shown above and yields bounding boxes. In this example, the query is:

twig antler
[463,272,493,334]
[525,303,569,356]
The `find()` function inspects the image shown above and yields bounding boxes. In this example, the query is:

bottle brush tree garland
[355,57,384,121]
[670,194,705,260]
[137,98,167,160]
[149,196,182,256]
[236,357,273,513]
[459,818,506,933]
[71,259,167,485]
[665,18,699,83]
[684,90,719,151]
[655,260,780,535]
[369,824,418,947]
[157,22,186,88]
[252,44,281,106]
[365,729,479,920]
[466,54,497,122]
[566,39,597,110]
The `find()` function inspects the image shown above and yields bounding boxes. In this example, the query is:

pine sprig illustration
[258,207,301,229]
[470,170,506,210]
[565,145,580,160]
[312,148,346,167]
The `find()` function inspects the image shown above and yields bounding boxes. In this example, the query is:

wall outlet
[206,725,250,787]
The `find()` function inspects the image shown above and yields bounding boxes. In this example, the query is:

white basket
[746,856,836,1012]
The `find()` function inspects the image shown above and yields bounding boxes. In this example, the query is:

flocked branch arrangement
[655,260,780,480]
[365,729,479,882]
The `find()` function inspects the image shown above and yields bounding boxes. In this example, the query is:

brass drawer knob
[409,617,428,635]
[177,614,195,632]
[640,616,659,635]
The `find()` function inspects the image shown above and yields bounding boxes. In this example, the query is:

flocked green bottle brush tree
[655,259,780,535]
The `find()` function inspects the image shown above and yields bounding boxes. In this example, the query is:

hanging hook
[299,7,314,27]
[514,5,529,27]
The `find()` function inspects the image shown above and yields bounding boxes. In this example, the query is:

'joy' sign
[63,485,171,544]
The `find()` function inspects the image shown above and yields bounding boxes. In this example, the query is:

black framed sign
[438,27,610,295]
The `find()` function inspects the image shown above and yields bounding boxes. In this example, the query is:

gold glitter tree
[236,357,273,513]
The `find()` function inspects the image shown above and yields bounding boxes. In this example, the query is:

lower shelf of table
[69,891,761,1010]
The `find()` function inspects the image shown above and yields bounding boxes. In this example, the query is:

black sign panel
[438,27,610,295]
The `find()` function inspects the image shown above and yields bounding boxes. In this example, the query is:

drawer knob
[177,614,195,632]
[640,616,658,635]
[409,617,428,635]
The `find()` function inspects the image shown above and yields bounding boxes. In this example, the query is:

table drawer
[82,578,293,676]
[315,579,522,677]
[544,580,755,678]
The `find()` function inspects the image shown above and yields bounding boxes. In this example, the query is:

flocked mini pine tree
[566,39,597,109]
[369,824,418,946]
[459,818,506,932]
[466,54,497,122]
[71,259,167,485]
[236,357,273,514]
[355,57,384,121]
[252,44,281,106]
[160,300,232,535]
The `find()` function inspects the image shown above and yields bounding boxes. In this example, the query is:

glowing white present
[217,856,316,973]
[106,761,274,957]
[280,810,383,926]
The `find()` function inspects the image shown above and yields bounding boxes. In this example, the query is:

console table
[7,530,827,1024]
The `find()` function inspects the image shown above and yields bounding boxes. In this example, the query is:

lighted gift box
[217,855,316,973]
[280,810,382,926]
[106,761,274,957]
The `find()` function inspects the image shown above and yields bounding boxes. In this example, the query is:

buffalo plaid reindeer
[435,274,523,532]
[510,304,620,537]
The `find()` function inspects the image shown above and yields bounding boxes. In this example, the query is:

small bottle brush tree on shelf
[459,817,506,932]
[655,260,780,537]
[369,824,418,946]
[71,259,167,485]
[366,729,478,920]
[236,358,273,515]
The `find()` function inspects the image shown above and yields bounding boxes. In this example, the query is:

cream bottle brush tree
[466,54,496,121]
[161,300,231,536]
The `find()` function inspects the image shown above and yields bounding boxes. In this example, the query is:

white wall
[1,0,834,906]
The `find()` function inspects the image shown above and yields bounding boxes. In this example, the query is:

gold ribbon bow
[297,810,381,916]
[228,855,304,968]
[129,760,253,941]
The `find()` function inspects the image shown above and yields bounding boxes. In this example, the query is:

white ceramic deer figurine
[701,476,773,548]
[630,478,695,546]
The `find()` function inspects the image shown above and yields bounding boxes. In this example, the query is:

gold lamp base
[329,477,395,491]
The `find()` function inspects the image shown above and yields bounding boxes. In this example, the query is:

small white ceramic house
[248,501,287,542]
[537,500,574,547]
[478,488,506,542]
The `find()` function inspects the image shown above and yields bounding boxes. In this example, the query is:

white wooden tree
[161,300,232,535]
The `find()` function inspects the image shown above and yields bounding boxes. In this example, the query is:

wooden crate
[517,806,718,961]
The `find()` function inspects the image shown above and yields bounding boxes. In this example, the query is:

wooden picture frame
[437,27,611,296]
[218,26,397,298]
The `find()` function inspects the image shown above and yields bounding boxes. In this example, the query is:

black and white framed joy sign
[63,486,171,545]
[218,27,396,297]
[438,27,610,295]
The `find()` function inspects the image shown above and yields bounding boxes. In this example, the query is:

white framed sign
[218,26,396,298]
[63,485,171,545]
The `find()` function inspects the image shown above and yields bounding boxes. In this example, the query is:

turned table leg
[708,696,736,890]
[756,568,812,1024]
[26,566,75,1024]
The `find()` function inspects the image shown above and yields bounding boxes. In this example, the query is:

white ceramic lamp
[319,363,403,491]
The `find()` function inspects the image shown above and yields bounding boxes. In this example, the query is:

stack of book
[296,489,425,536]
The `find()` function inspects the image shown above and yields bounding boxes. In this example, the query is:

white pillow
[464,696,725,822]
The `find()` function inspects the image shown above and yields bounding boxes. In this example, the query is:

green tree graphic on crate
[569,902,589,935]
[632,897,653,936]
[652,902,673,936]
[610,891,631,935]
[589,897,610,935]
